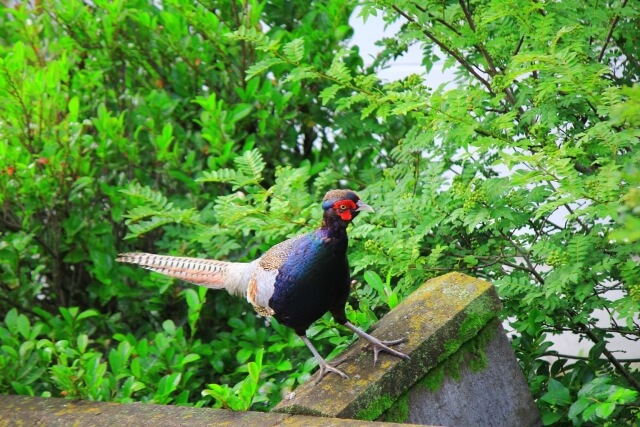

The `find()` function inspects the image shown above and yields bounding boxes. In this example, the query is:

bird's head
[322,189,374,224]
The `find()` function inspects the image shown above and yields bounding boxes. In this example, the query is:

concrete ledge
[0,395,429,427]
[274,272,502,420]
[1,273,538,427]
[383,318,541,426]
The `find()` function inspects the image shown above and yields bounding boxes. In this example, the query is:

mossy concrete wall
[1,273,539,427]
[0,394,429,427]
[275,272,541,426]
[381,319,542,426]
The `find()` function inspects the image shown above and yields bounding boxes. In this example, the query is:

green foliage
[225,0,640,423]
[2,0,640,424]
[202,349,265,410]
[0,0,367,411]
[539,376,639,426]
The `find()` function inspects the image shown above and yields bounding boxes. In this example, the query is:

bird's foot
[314,359,349,385]
[300,335,350,384]
[343,321,410,366]
[367,336,409,366]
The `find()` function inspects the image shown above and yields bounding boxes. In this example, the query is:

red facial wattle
[333,199,358,221]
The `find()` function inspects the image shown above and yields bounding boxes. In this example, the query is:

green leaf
[77,334,89,354]
[319,85,342,105]
[327,56,351,85]
[247,362,260,383]
[283,38,305,63]
[234,148,265,181]
[541,379,571,405]
[68,96,80,122]
[245,57,285,80]
[568,397,591,420]
[541,411,563,426]
[180,353,201,366]
[594,402,615,419]
[183,288,200,311]
[276,359,292,371]
[156,373,181,401]
[76,309,100,321]
[162,320,176,334]
[364,270,384,293]
[19,340,34,358]
[388,292,399,309]
[236,348,252,364]
[197,168,240,183]
[131,358,142,378]
[16,313,30,339]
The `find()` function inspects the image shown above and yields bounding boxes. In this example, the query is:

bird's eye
[339,204,347,210]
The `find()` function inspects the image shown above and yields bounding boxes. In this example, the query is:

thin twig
[598,0,629,63]
[392,5,495,95]
[543,351,640,363]
[566,308,640,393]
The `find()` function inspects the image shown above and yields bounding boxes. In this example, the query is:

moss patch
[355,395,395,421]
[375,319,498,423]
[378,391,410,423]
[418,319,496,392]
[437,293,498,366]
[420,363,445,392]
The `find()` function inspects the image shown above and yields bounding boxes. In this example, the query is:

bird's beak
[356,200,375,213]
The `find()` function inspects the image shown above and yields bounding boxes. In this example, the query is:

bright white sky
[349,6,452,86]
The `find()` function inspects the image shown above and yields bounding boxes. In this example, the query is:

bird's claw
[314,359,349,384]
[343,321,410,366]
[370,337,410,366]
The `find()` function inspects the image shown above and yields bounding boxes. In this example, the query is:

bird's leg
[300,335,349,384]
[343,321,409,366]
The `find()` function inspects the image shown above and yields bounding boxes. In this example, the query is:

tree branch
[498,230,546,285]
[543,351,640,364]
[411,2,462,36]
[598,0,629,63]
[392,5,495,95]
[458,0,518,106]
[565,308,640,393]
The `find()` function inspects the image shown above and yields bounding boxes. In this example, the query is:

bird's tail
[116,252,253,297]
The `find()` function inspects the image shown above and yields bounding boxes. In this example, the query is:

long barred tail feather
[116,253,231,289]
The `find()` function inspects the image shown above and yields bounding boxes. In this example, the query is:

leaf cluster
[2,0,640,424]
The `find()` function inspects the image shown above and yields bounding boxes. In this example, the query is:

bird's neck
[320,215,349,240]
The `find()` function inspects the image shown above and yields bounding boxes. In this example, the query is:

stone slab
[400,319,542,426]
[0,395,428,427]
[274,272,501,421]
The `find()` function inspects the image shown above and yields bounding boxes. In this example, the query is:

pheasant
[117,189,408,382]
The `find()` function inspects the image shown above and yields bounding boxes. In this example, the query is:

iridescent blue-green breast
[267,230,350,334]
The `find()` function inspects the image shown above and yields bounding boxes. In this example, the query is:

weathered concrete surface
[275,272,502,421]
[3,272,539,427]
[0,395,427,427]
[396,319,542,427]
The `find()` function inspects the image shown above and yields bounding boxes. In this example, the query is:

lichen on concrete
[0,394,426,427]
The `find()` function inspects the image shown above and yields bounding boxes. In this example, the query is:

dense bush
[0,0,380,409]
[1,0,640,425]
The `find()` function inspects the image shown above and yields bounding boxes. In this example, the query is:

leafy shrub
[2,0,640,425]
[221,0,640,424]
[0,0,371,410]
